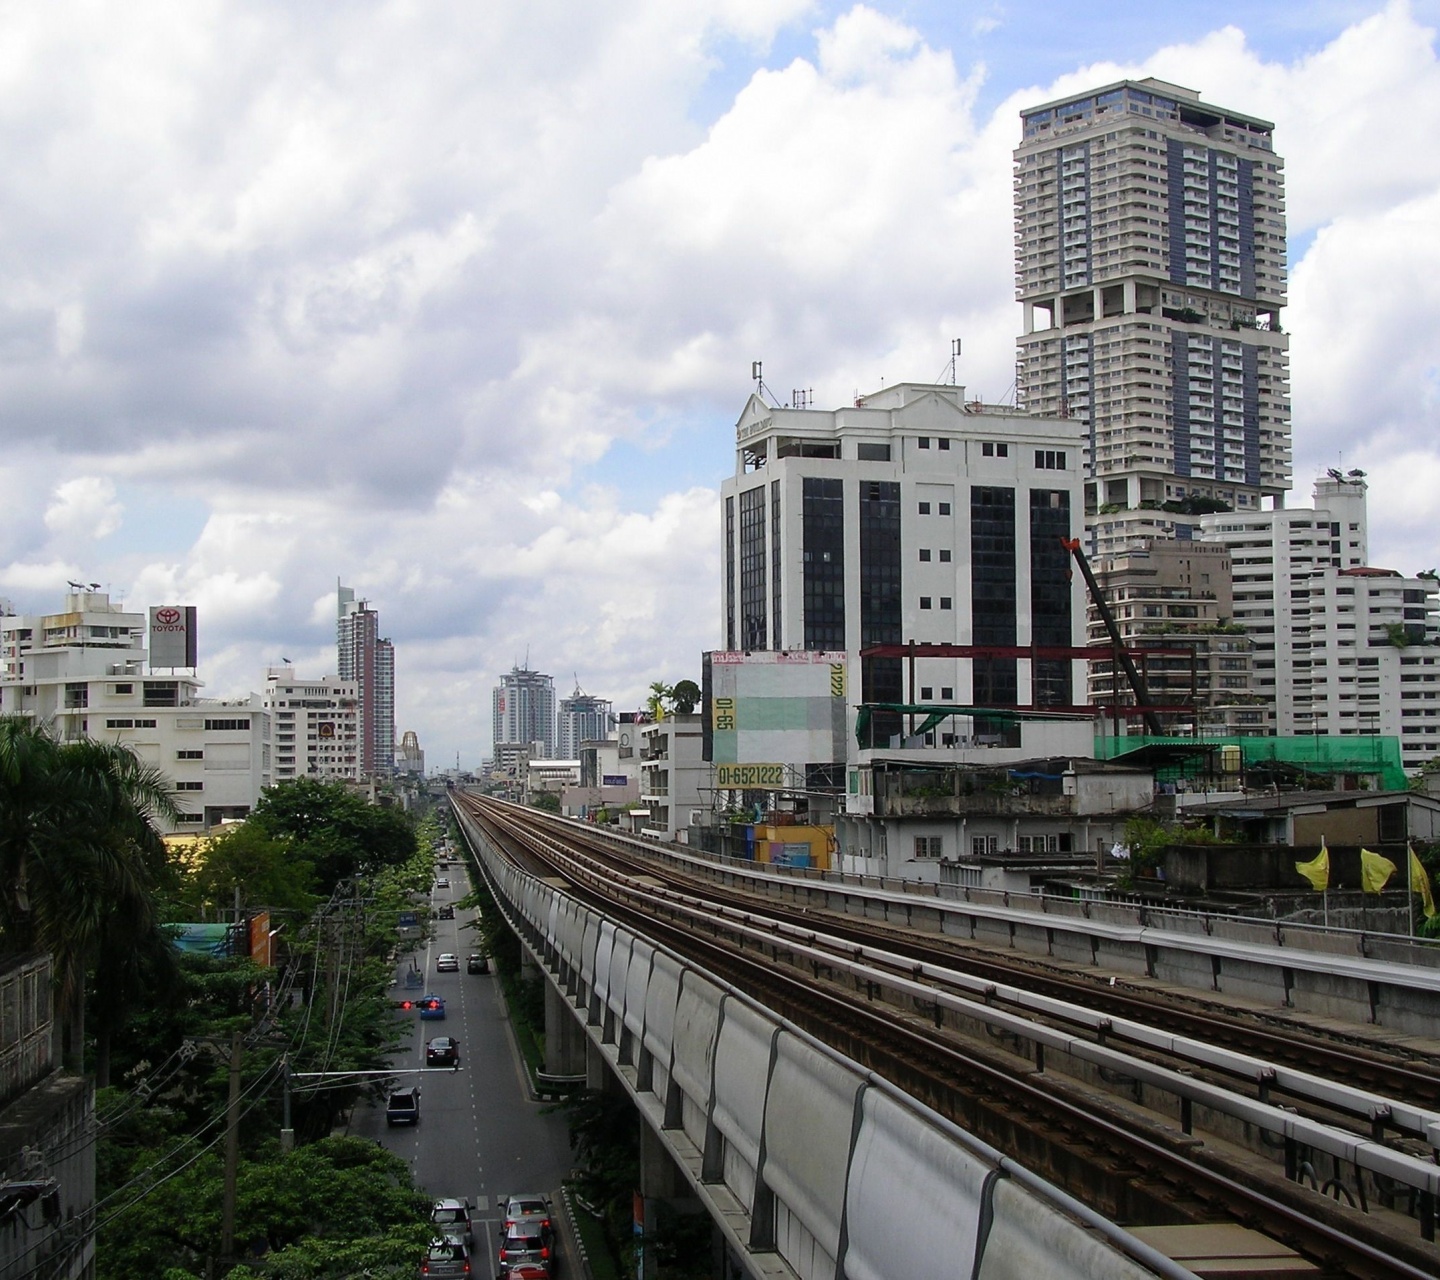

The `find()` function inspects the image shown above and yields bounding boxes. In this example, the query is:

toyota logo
[156,608,182,625]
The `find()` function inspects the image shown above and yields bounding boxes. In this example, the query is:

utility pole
[221,1030,243,1263]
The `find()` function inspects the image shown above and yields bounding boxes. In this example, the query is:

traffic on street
[348,856,576,1278]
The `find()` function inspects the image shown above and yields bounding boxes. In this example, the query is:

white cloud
[1,2,1438,767]
[43,476,123,541]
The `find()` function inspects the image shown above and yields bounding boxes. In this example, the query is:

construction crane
[1061,537,1166,737]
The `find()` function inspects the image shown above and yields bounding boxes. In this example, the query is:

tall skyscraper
[493,665,557,760]
[557,684,613,759]
[1014,79,1291,553]
[337,583,395,776]
[720,383,1088,716]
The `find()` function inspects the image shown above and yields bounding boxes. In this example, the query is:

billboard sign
[149,605,198,668]
[602,774,629,787]
[715,762,786,789]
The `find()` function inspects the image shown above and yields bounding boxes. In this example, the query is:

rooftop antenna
[751,361,781,409]
[934,338,962,386]
[790,388,812,409]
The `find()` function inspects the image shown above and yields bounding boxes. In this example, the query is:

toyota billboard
[149,605,198,668]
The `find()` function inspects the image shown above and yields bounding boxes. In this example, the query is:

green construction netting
[1094,734,1406,791]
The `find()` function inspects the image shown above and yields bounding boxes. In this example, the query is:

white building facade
[262,669,360,782]
[1015,79,1291,552]
[0,590,270,830]
[720,383,1089,721]
[493,665,556,759]
[638,714,707,841]
[1200,476,1440,770]
[557,687,613,760]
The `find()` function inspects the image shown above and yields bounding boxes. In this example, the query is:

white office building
[1015,79,1291,552]
[0,590,270,830]
[557,686,614,760]
[493,665,556,759]
[720,383,1089,722]
[1200,475,1440,769]
[262,669,360,782]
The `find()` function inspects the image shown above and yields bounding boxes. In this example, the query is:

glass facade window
[857,443,891,461]
[971,486,1017,706]
[802,478,845,649]
[725,496,736,649]
[739,486,767,649]
[771,480,782,650]
[859,481,902,646]
[1029,488,1073,706]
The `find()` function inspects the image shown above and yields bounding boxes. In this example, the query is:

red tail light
[541,1246,550,1259]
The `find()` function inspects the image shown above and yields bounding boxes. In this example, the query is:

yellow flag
[1360,848,1396,894]
[1295,843,1329,892]
[1409,844,1437,919]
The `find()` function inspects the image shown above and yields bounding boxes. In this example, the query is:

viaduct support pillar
[544,980,587,1076]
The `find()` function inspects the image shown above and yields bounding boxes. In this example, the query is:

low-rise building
[0,591,270,831]
[0,956,95,1280]
[262,669,359,782]
[638,714,707,841]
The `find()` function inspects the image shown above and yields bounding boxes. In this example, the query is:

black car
[426,1036,460,1067]
[438,905,455,920]
[386,1086,420,1126]
[466,953,489,974]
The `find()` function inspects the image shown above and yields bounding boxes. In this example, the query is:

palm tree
[0,717,179,1070]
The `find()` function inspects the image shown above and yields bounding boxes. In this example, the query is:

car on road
[419,1235,471,1277]
[436,953,459,972]
[430,1197,474,1247]
[385,1086,420,1126]
[436,877,450,889]
[497,1220,553,1276]
[418,995,446,1020]
[501,1194,554,1235]
[438,905,455,919]
[425,1036,460,1067]
[466,953,489,974]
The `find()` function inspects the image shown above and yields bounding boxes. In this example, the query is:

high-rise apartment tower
[1015,79,1291,552]
[557,685,613,760]
[337,583,395,776]
[493,665,557,760]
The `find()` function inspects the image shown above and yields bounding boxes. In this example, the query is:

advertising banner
[149,605,198,667]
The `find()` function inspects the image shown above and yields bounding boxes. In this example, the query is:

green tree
[670,679,701,715]
[176,822,317,919]
[248,779,416,892]
[0,717,180,1068]
[99,1137,432,1280]
[530,790,562,813]
[646,680,673,721]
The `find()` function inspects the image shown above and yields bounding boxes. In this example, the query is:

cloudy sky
[2,0,1438,769]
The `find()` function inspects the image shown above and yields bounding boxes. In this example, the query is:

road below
[348,866,576,1277]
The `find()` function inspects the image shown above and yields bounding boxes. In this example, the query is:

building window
[65,683,88,709]
[914,836,942,858]
[1035,449,1067,470]
[771,479,782,650]
[920,597,933,610]
[739,485,767,650]
[940,597,953,610]
[113,683,133,694]
[176,750,204,760]
[803,477,845,649]
[918,502,931,515]
[919,548,932,562]
[918,437,931,449]
[725,495,736,649]
[174,781,204,792]
[857,443,891,461]
[939,549,952,562]
[971,486,1017,706]
[859,480,902,647]
[939,502,951,516]
[982,442,1009,457]
[941,686,954,699]
[173,812,204,825]
[204,718,251,731]
[939,439,951,451]
[972,835,998,857]
[1030,489,1073,707]
[921,686,933,699]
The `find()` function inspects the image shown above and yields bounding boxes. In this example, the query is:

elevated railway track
[456,792,1440,1280]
